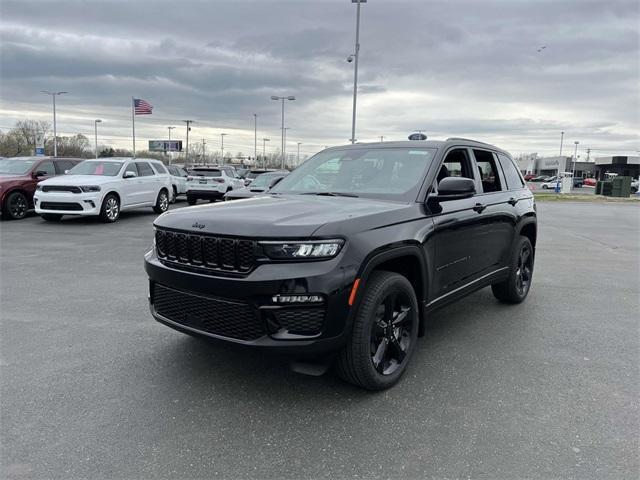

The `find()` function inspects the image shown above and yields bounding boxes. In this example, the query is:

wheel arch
[517,217,537,248]
[2,187,32,210]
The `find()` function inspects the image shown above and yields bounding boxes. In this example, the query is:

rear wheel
[492,236,534,303]
[541,184,548,189]
[3,192,29,220]
[99,194,120,223]
[171,186,178,203]
[336,271,419,391]
[187,195,197,206]
[153,189,169,214]
[41,213,63,222]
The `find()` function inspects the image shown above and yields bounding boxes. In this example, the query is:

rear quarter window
[497,153,525,190]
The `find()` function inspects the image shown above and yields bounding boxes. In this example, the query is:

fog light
[272,294,324,304]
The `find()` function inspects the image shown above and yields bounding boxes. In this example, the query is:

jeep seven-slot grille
[153,283,264,340]
[155,228,256,274]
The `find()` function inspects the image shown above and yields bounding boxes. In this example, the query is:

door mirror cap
[33,170,49,178]
[123,171,137,179]
[435,177,476,201]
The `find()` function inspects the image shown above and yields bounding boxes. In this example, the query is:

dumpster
[611,176,632,197]
[596,180,613,196]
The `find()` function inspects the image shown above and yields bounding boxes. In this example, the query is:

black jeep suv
[145,138,536,390]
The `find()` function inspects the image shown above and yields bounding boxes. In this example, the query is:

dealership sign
[149,140,183,152]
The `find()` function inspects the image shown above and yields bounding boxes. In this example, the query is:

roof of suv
[323,138,510,156]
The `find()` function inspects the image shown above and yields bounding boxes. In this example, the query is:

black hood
[155,194,415,238]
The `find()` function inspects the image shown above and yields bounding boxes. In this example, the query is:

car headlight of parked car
[80,185,101,192]
[260,240,344,260]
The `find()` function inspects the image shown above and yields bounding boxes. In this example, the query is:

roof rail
[446,137,495,147]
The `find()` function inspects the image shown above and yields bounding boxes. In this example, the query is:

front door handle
[473,203,486,213]
[508,197,517,206]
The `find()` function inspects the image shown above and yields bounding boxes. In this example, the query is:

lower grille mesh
[273,308,325,335]
[153,283,264,340]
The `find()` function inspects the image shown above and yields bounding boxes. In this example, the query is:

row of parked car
[0,156,288,222]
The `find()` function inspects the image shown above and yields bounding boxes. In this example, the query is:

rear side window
[473,150,503,193]
[167,166,178,175]
[497,153,525,190]
[151,162,168,174]
[136,162,155,177]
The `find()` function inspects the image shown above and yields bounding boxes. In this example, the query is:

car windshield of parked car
[250,172,281,188]
[68,161,123,176]
[0,158,37,175]
[271,147,436,201]
[191,169,221,177]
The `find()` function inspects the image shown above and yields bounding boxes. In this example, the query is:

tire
[187,195,197,206]
[541,184,548,189]
[153,189,169,214]
[41,213,63,222]
[3,191,29,220]
[171,186,178,203]
[492,236,534,304]
[336,271,419,391]
[99,193,120,223]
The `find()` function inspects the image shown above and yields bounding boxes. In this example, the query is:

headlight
[80,185,101,192]
[260,239,344,259]
[36,184,42,191]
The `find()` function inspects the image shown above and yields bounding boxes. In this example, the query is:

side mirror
[34,170,49,177]
[64,170,70,174]
[268,177,284,189]
[123,171,137,179]
[434,177,476,201]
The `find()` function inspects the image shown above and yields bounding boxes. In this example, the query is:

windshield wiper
[301,191,359,198]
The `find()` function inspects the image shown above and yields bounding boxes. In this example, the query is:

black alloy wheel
[515,242,533,298]
[4,192,28,220]
[492,236,534,304]
[336,271,419,390]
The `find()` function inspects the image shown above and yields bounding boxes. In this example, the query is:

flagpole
[131,97,136,157]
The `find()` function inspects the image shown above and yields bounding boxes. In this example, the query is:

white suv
[186,166,245,205]
[34,157,172,222]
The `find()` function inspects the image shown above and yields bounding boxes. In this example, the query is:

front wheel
[3,191,29,220]
[541,184,548,189]
[492,236,534,303]
[336,271,419,391]
[187,195,197,206]
[99,194,120,223]
[153,189,169,214]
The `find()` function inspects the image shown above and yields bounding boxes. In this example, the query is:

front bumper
[34,191,102,216]
[144,249,356,355]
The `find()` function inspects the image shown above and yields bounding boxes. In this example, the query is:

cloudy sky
[1,0,638,159]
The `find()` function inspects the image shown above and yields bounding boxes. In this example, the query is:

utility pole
[297,142,302,166]
[253,114,258,164]
[183,120,194,165]
[349,0,366,144]
[262,138,270,169]
[221,133,227,164]
[379,136,385,142]
[586,148,591,162]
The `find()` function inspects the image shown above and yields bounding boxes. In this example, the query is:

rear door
[134,161,157,204]
[469,149,516,274]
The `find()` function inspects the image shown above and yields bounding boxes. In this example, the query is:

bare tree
[0,120,50,157]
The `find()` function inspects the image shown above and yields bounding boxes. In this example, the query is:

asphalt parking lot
[1,201,638,479]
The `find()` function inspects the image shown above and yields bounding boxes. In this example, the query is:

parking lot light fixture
[297,142,302,165]
[221,133,228,164]
[572,141,579,179]
[262,138,270,169]
[94,119,102,159]
[183,120,194,165]
[41,91,68,156]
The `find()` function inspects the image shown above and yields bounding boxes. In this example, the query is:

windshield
[0,158,37,175]
[271,147,436,201]
[69,161,123,176]
[250,172,282,188]
[191,169,221,177]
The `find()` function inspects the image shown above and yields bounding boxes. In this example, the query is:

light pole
[572,141,579,179]
[297,142,302,166]
[221,133,227,164]
[94,119,102,159]
[559,131,565,156]
[253,114,258,164]
[167,126,176,163]
[349,0,366,144]
[183,120,194,165]
[41,91,68,156]
[262,138,270,169]
[283,127,290,169]
[271,95,295,169]
[379,136,385,142]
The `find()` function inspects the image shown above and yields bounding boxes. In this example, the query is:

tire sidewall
[156,190,169,212]
[350,272,419,390]
[509,236,534,301]
[100,194,120,223]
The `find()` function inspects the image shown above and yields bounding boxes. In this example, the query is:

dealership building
[517,155,639,179]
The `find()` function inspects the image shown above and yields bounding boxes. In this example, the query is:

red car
[0,157,83,220]
[583,178,597,187]
[523,174,537,181]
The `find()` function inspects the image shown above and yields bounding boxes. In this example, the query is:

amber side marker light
[348,279,361,306]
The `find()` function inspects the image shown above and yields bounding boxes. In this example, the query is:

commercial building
[594,156,639,180]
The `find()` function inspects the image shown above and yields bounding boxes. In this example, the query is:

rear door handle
[473,203,486,213]
[508,197,517,206]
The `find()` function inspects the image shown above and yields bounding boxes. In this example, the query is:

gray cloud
[0,0,638,157]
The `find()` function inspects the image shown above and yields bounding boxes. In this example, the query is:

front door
[121,162,142,206]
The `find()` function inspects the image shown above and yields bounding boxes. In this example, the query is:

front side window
[69,161,124,176]
[272,147,436,201]
[123,163,138,177]
[136,162,155,177]
[437,149,475,183]
[35,161,55,176]
[473,150,503,193]
[497,153,525,190]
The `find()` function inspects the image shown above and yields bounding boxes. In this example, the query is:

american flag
[133,98,153,115]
